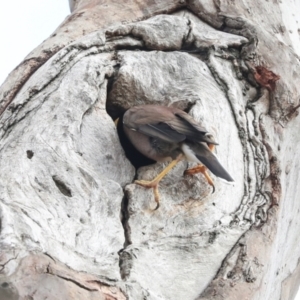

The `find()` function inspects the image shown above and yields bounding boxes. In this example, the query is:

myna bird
[116,104,234,209]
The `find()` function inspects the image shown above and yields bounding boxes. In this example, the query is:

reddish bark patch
[254,66,280,91]
[4,254,126,300]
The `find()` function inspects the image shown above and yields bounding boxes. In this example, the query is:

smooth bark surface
[0,1,300,299]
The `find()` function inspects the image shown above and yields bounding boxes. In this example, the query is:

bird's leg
[184,144,216,193]
[135,154,183,209]
[184,165,215,193]
[135,154,183,187]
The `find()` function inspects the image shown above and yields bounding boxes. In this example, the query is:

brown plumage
[119,104,233,208]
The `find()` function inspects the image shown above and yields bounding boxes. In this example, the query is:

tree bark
[0,1,300,299]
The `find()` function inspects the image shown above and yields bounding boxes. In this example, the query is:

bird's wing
[137,123,186,143]
[173,110,208,133]
[167,110,218,145]
[188,142,234,182]
[123,105,216,144]
[123,105,186,143]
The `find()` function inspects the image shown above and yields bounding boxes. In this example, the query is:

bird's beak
[114,118,119,127]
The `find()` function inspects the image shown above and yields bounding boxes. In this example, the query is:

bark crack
[0,253,19,273]
[20,208,43,229]
[118,190,133,280]
[55,275,98,292]
[52,176,73,197]
[46,269,98,292]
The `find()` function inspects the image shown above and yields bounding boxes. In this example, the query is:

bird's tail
[188,142,234,182]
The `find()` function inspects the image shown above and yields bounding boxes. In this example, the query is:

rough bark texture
[0,1,300,299]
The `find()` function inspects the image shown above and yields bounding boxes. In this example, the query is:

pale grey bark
[0,1,300,300]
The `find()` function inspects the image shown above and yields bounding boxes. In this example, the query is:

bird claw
[134,180,161,210]
[211,184,215,194]
[134,179,157,188]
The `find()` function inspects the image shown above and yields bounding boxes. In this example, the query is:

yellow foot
[184,165,206,176]
[184,165,215,193]
[134,180,160,210]
[134,154,184,210]
[135,179,157,188]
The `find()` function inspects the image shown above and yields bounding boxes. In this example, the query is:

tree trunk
[0,1,300,299]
